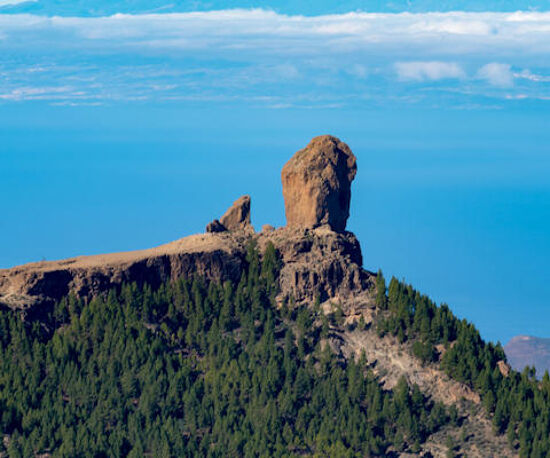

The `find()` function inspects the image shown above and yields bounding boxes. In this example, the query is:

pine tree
[375,269,387,309]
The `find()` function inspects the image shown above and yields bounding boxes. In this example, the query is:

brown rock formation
[497,360,511,377]
[220,195,251,231]
[259,226,371,305]
[281,135,357,232]
[0,233,249,318]
[0,137,370,316]
[0,226,372,318]
[206,195,252,233]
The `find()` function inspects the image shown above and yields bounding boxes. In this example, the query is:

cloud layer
[395,62,466,81]
[477,63,514,88]
[0,10,550,106]
[2,0,550,16]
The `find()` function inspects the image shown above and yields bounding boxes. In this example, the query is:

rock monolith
[281,135,357,232]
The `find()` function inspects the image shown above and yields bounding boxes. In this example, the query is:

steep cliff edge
[0,226,373,319]
[0,233,247,316]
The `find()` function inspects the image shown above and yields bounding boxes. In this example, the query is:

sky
[1,1,549,345]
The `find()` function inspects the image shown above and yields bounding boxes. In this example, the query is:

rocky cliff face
[259,226,371,305]
[0,234,248,318]
[0,225,372,318]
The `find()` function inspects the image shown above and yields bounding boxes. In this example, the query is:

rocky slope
[337,325,513,457]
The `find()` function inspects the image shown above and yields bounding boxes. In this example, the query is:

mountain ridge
[0,226,372,321]
[0,135,371,319]
[1,135,548,456]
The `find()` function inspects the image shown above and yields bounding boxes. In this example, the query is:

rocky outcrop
[497,360,511,377]
[0,234,249,318]
[0,226,373,317]
[259,226,372,306]
[0,136,371,316]
[281,135,357,232]
[206,195,252,233]
[206,220,226,233]
[221,195,251,231]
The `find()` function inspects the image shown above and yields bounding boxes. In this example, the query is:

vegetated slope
[0,243,449,457]
[0,131,548,456]
[374,273,550,457]
[0,240,548,456]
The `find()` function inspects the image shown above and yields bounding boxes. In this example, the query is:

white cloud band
[0,10,549,105]
[1,10,550,55]
[477,63,514,87]
[395,62,466,81]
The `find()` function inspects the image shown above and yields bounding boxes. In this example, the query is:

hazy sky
[1,1,549,344]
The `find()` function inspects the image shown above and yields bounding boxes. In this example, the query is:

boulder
[220,195,251,231]
[281,135,357,232]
